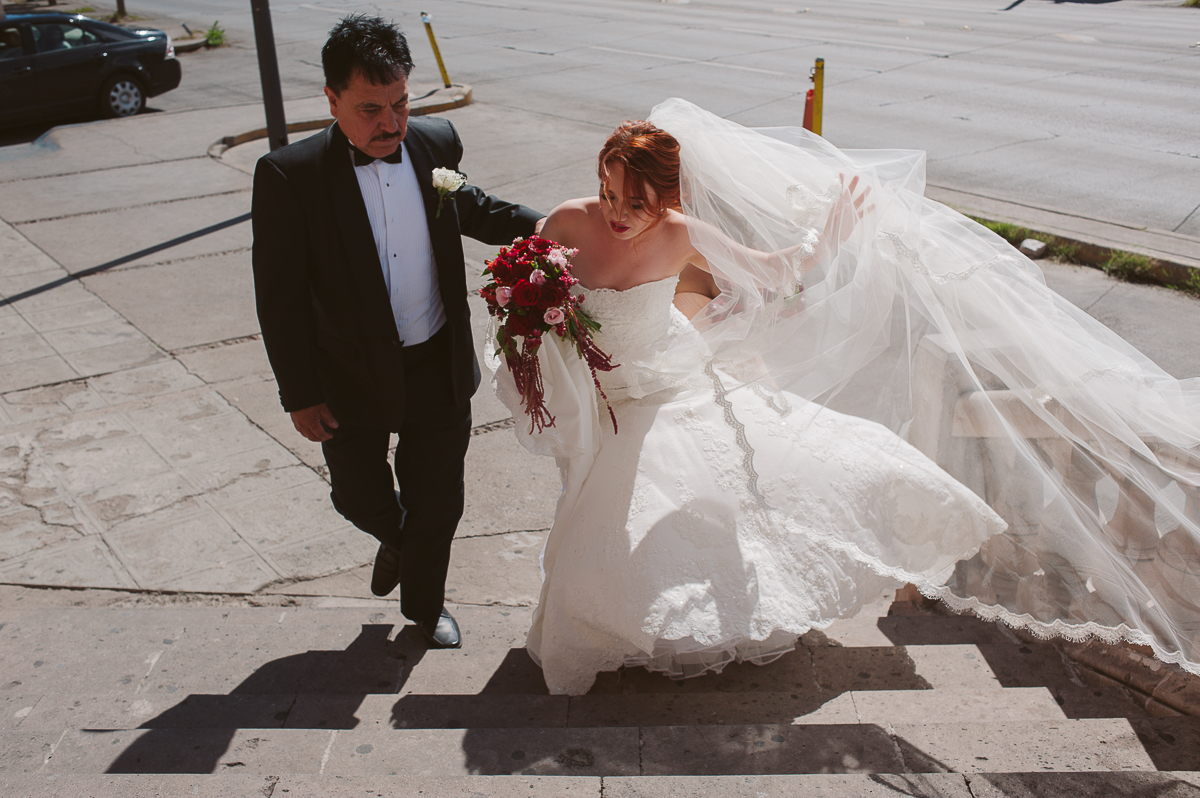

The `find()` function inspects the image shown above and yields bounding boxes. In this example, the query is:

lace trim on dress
[624,630,802,680]
[751,382,793,418]
[782,506,1200,677]
[787,182,840,228]
[879,230,1014,284]
[705,362,768,510]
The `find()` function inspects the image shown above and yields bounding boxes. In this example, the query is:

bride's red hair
[597,121,681,222]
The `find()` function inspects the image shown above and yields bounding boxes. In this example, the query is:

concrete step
[6,602,1196,784]
[3,686,1064,731]
[1,718,1156,776]
[1,602,1055,736]
[0,604,1005,698]
[4,771,1199,798]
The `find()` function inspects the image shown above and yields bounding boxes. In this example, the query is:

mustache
[373,131,403,142]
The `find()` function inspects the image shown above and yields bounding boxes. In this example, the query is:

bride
[489,98,1200,696]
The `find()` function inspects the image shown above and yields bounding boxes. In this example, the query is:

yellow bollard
[811,57,824,137]
[421,12,452,89]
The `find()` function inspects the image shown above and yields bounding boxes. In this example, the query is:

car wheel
[100,75,145,118]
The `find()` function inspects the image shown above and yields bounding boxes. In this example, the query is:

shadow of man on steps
[104,623,420,774]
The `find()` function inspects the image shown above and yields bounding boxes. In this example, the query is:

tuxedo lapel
[401,130,440,229]
[323,124,400,343]
[403,125,467,313]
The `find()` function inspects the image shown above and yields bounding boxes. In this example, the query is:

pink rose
[529,269,547,286]
[547,249,569,269]
[543,307,565,326]
[496,286,513,307]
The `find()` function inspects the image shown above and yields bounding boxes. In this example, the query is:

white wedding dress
[491,99,1200,695]
[497,277,1006,695]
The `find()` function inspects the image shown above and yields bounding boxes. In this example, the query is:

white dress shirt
[352,142,446,347]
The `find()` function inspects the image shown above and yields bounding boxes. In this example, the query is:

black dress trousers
[320,324,471,627]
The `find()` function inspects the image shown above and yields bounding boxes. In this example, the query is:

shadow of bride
[438,641,940,776]
[104,623,419,774]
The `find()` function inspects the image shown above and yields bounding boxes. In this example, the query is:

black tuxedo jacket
[251,117,541,431]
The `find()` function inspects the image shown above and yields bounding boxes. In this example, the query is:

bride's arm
[678,222,809,291]
[680,173,872,287]
[673,264,720,320]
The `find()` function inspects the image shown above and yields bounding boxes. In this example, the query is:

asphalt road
[4,0,1198,235]
[137,0,1200,237]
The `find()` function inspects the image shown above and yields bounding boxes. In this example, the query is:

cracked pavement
[0,93,561,609]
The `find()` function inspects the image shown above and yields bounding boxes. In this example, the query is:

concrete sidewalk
[3,90,1199,596]
[0,88,563,603]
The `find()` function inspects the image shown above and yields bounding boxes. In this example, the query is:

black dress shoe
[370,544,401,597]
[419,609,462,649]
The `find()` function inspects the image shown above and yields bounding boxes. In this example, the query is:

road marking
[319,730,338,774]
[586,45,789,76]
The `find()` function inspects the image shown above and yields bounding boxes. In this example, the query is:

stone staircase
[2,600,1198,797]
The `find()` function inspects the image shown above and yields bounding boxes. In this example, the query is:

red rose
[506,312,537,337]
[543,283,569,306]
[512,280,542,308]
[490,260,512,283]
[511,257,533,281]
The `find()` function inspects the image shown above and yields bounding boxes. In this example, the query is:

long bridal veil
[647,98,1200,675]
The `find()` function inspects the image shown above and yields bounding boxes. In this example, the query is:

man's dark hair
[322,14,414,94]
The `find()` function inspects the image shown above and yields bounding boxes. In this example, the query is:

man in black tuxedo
[251,15,542,649]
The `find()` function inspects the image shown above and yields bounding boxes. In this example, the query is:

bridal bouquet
[481,236,617,434]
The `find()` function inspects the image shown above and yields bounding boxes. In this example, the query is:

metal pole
[812,57,824,137]
[421,12,453,89]
[250,0,288,151]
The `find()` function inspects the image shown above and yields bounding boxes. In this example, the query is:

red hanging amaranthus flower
[481,236,618,434]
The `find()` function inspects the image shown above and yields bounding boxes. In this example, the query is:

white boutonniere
[432,168,467,219]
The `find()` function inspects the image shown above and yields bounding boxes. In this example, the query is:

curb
[1050,635,1200,717]
[894,593,1200,717]
[969,217,1199,294]
[926,185,1200,293]
[174,38,209,54]
[206,84,473,160]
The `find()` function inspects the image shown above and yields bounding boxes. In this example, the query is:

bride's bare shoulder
[543,197,602,242]
[548,197,599,219]
[663,209,701,248]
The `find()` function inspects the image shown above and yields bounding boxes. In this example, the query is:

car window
[63,23,103,48]
[33,22,101,53]
[0,25,24,60]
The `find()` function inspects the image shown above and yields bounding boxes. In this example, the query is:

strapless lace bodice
[578,275,684,359]
[576,275,699,402]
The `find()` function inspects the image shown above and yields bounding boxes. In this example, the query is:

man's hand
[291,403,339,442]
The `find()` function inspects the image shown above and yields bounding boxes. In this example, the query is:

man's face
[325,70,410,158]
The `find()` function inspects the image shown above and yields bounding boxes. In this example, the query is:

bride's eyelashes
[600,186,645,213]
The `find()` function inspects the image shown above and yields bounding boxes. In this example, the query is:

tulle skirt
[524,358,1005,695]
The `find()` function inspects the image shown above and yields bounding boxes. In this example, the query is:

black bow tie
[351,142,403,167]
